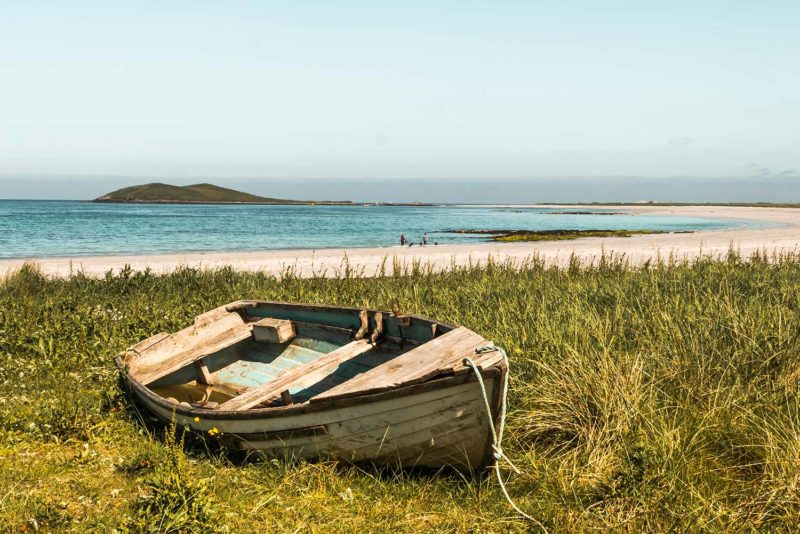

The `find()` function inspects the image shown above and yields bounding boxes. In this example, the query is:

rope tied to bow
[463,345,548,532]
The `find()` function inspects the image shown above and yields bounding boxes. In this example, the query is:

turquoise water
[0,200,768,259]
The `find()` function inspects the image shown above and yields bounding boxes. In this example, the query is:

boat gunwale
[234,299,460,330]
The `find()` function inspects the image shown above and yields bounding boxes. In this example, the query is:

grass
[2,252,800,531]
[448,228,669,242]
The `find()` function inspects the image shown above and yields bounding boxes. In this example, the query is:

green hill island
[93,183,352,205]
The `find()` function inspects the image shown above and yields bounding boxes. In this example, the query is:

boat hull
[123,365,503,471]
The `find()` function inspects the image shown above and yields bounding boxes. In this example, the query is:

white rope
[464,346,548,532]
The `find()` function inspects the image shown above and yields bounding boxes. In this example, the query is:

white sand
[3,205,800,278]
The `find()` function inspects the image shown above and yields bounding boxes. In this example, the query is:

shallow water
[0,200,768,259]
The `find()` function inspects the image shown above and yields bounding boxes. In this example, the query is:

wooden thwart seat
[311,327,490,402]
[217,339,375,411]
[130,322,253,385]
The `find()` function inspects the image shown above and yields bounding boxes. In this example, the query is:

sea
[0,200,770,259]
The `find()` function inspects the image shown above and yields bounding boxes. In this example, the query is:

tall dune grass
[1,252,799,531]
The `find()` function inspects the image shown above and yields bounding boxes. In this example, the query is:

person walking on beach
[400,234,406,246]
[422,233,429,246]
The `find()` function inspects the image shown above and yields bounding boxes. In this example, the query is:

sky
[0,1,798,202]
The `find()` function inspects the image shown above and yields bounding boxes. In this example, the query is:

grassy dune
[2,253,800,531]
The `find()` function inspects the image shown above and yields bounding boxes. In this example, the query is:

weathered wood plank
[235,402,481,458]
[354,310,368,340]
[311,327,487,402]
[330,397,484,453]
[195,302,248,325]
[126,332,171,357]
[291,321,352,336]
[370,312,384,344]
[227,425,327,442]
[137,375,498,469]
[389,424,486,468]
[131,324,253,385]
[193,360,213,385]
[224,300,258,312]
[233,408,487,468]
[161,379,481,435]
[252,317,296,343]
[128,310,245,369]
[222,392,484,452]
[217,339,374,411]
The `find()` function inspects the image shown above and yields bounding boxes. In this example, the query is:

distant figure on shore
[400,234,406,246]
[423,233,429,246]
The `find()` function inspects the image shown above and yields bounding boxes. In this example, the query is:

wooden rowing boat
[116,300,507,471]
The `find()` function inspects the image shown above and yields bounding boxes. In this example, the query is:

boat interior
[122,301,502,411]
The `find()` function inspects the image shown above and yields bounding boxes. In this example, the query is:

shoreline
[2,205,800,278]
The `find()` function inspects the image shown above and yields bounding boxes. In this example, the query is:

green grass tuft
[127,420,219,533]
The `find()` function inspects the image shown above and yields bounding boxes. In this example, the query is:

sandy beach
[3,205,800,278]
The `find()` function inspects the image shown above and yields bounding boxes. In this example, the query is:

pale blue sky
[0,1,798,201]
